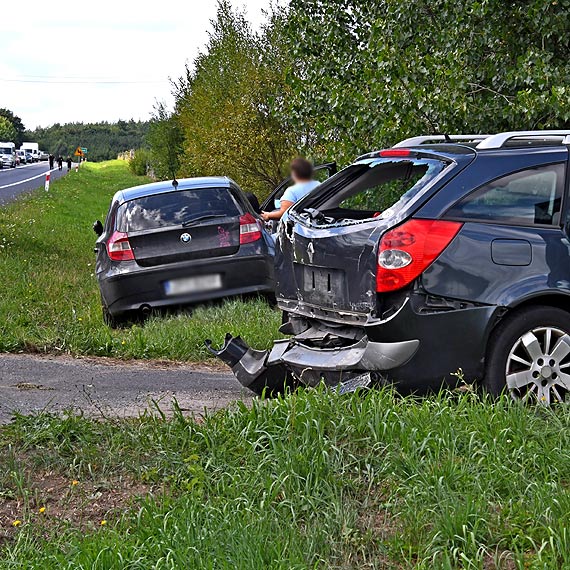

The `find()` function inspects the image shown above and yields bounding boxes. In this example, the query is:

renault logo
[180,232,192,244]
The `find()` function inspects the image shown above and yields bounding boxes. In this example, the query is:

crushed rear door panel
[276,219,387,315]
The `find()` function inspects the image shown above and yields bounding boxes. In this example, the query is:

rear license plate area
[164,274,222,296]
[294,264,346,304]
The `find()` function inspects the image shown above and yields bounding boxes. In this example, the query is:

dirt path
[0,354,250,423]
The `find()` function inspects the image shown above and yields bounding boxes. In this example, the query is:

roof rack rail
[393,135,490,148]
[476,131,570,149]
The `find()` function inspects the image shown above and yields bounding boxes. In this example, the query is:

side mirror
[93,220,104,237]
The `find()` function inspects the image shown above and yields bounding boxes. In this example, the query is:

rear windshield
[291,158,447,224]
[116,187,241,232]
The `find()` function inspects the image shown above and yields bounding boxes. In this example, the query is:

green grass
[0,161,280,362]
[2,389,570,568]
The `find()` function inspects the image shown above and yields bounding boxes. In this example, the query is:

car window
[339,161,439,213]
[299,158,446,223]
[446,163,565,226]
[116,187,241,232]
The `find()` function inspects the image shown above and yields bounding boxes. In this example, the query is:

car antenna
[443,133,452,142]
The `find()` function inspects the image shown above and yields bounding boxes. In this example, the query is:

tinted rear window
[116,187,241,232]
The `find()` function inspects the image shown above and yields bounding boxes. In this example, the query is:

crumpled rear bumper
[266,336,419,371]
[205,333,419,395]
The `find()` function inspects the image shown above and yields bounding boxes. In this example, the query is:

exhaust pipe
[140,304,152,317]
[205,334,294,396]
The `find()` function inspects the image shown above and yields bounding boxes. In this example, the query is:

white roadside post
[45,171,50,192]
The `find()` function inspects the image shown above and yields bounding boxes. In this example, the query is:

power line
[0,76,168,85]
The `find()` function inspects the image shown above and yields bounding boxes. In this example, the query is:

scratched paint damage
[207,152,466,394]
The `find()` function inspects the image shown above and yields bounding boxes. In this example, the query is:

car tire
[101,302,127,329]
[484,305,570,404]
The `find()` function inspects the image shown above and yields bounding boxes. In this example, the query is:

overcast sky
[0,0,270,129]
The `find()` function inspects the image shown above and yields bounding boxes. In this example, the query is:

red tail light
[376,219,462,292]
[107,231,134,261]
[240,213,262,244]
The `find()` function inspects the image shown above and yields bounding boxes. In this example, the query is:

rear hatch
[116,186,242,267]
[276,149,467,320]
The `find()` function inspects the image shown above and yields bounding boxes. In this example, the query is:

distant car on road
[0,142,16,169]
[93,177,275,327]
[16,150,28,164]
[38,150,49,161]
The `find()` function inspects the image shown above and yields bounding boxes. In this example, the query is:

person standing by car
[261,158,320,222]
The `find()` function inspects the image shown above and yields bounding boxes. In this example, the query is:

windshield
[0,148,13,155]
[292,157,447,224]
[116,187,242,232]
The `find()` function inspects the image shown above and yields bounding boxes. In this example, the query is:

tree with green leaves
[169,0,297,199]
[29,120,149,161]
[146,102,184,180]
[0,109,25,145]
[0,116,17,142]
[284,0,570,164]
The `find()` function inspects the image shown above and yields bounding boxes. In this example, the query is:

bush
[128,148,151,176]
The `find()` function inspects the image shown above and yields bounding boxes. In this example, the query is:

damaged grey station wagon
[209,131,570,404]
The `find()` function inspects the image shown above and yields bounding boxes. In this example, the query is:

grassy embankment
[0,160,280,362]
[2,390,570,568]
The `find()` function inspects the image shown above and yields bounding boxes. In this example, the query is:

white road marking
[0,168,58,190]
[0,162,46,173]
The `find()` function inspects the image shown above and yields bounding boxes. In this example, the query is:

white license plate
[164,274,222,296]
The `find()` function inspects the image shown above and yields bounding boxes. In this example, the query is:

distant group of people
[48,154,73,171]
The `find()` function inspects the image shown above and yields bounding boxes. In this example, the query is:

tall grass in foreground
[0,161,280,361]
[2,389,570,568]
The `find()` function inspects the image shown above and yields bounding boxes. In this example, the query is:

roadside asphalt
[0,161,70,205]
[0,354,248,424]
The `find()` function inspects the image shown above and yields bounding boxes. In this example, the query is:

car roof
[393,132,570,152]
[357,144,477,163]
[114,176,236,204]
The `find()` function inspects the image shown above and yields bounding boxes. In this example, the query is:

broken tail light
[107,231,135,261]
[376,219,462,292]
[240,213,262,244]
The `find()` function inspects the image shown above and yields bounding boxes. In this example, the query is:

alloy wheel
[506,326,570,404]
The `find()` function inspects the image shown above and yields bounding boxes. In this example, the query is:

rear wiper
[182,214,228,227]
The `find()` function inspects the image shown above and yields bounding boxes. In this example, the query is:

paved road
[0,354,250,424]
[0,162,70,205]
